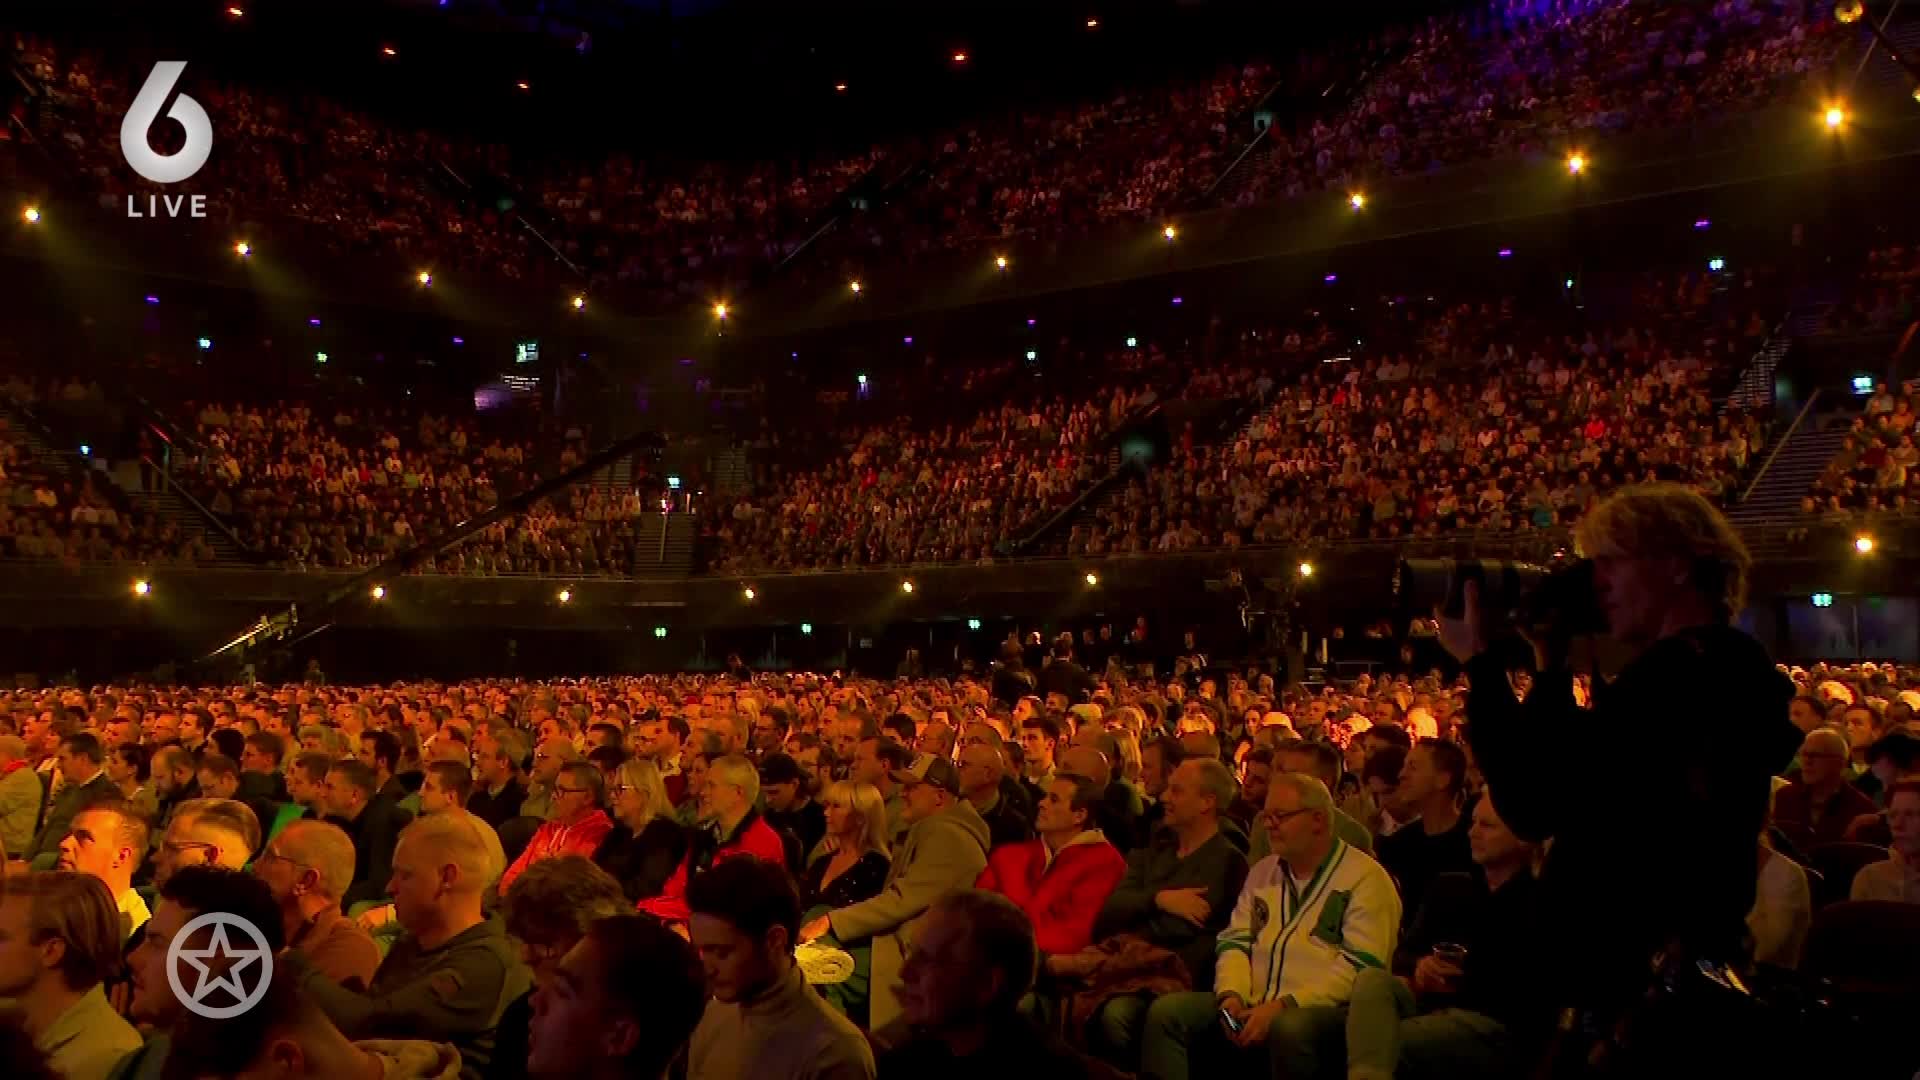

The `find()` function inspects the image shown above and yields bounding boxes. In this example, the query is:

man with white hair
[254,819,381,990]
[287,813,532,1080]
[1141,772,1400,1080]
[1773,728,1877,850]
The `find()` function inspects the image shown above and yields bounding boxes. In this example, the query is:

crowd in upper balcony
[4,0,1845,313]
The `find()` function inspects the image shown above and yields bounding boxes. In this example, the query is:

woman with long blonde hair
[803,780,892,1026]
[592,758,688,903]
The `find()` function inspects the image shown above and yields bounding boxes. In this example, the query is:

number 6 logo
[121,61,213,184]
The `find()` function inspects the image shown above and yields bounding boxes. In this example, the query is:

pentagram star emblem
[165,911,276,1019]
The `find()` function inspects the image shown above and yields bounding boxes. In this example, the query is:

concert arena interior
[2,2,1919,1079]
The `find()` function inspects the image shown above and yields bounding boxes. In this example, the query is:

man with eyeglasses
[1773,728,1877,851]
[31,733,117,861]
[521,737,580,823]
[254,819,380,990]
[1141,772,1399,1080]
[152,797,259,888]
[500,762,614,895]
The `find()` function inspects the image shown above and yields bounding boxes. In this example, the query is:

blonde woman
[592,758,689,903]
[804,780,891,1026]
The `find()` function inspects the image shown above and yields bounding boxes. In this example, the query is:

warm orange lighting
[901,580,916,594]
[1836,1,1866,24]
[1856,534,1875,554]
[1825,105,1847,131]
[743,586,757,601]
[382,45,397,57]
[995,255,1008,270]
[226,5,245,16]
[132,580,151,597]
[1349,192,1366,210]
[571,294,586,310]
[834,82,848,92]
[516,81,530,91]
[849,280,863,294]
[1086,17,1099,28]
[22,206,40,224]
[234,241,251,256]
[1566,152,1586,175]
[558,588,572,604]
[416,270,432,286]
[952,51,968,63]
[371,585,386,600]
[1163,224,1177,241]
[713,302,729,319]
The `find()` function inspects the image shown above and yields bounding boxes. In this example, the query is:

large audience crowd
[6,1,1847,312]
[0,624,1914,1079]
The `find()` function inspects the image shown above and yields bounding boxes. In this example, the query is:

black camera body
[1397,557,1608,638]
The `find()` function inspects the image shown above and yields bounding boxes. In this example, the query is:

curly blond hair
[1573,483,1749,613]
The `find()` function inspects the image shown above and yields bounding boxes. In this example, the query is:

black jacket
[466,778,527,830]
[592,818,688,903]
[1036,658,1095,704]
[1092,825,1248,987]
[332,791,414,911]
[1467,624,1797,1007]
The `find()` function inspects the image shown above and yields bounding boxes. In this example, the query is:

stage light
[1836,1,1865,24]
[1084,572,1099,587]
[1824,105,1847,131]
[857,373,868,386]
[1026,349,1037,361]
[571,294,586,310]
[1171,296,1182,305]
[1324,273,1337,283]
[132,580,150,597]
[1348,192,1365,211]
[416,270,432,286]
[309,317,321,326]
[1497,248,1513,258]
[1299,561,1315,578]
[79,444,90,457]
[1163,224,1177,241]
[654,625,668,638]
[516,81,530,91]
[315,352,328,364]
[558,588,572,603]
[952,51,968,63]
[371,585,386,600]
[1125,337,1137,348]
[22,206,40,224]
[1694,218,1711,230]
[903,336,914,346]
[901,580,916,594]
[1854,375,1876,395]
[1855,534,1875,554]
[1086,17,1099,28]
[849,280,862,294]
[1708,257,1725,272]
[800,622,814,635]
[235,241,251,256]
[382,45,397,57]
[197,337,212,350]
[1565,278,1574,289]
[743,586,757,601]
[968,618,983,631]
[713,302,729,319]
[835,82,848,93]
[227,5,245,17]
[145,295,159,305]
[995,255,1008,271]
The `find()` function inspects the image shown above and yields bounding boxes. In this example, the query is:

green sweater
[1092,825,1250,988]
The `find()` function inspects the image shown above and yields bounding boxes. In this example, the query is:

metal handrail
[1739,387,1823,504]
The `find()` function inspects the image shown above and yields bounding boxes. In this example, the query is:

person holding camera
[1435,484,1799,1074]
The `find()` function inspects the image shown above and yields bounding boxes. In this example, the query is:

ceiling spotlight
[416,270,432,286]
[901,580,916,594]
[743,586,757,601]
[1835,1,1865,24]
[235,241,251,256]
[1299,561,1315,578]
[1086,17,1099,28]
[1824,105,1847,131]
[995,255,1008,270]
[516,81,530,91]
[1855,534,1875,554]
[1566,152,1586,175]
[371,585,386,600]
[713,302,729,319]
[1163,224,1177,241]
[570,294,586,310]
[22,206,40,224]
[834,82,848,93]
[849,280,863,294]
[952,51,968,63]
[382,45,397,57]
[1084,572,1100,587]
[1349,192,1365,211]
[132,580,151,597]
[226,5,246,16]
[558,588,572,604]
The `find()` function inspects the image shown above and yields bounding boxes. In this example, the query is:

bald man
[1060,744,1145,854]
[957,742,1035,848]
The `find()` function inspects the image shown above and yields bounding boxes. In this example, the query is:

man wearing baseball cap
[798,752,989,1033]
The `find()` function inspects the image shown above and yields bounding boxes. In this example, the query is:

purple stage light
[145,296,159,305]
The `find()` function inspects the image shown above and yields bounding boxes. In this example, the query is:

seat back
[1804,900,1920,991]
[1806,842,1890,907]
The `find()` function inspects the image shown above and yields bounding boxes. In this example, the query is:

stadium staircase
[630,512,697,578]
[711,446,754,497]
[0,401,253,566]
[1727,392,1848,527]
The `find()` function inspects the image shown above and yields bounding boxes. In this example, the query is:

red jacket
[638,810,787,923]
[499,809,614,894]
[976,830,1127,956]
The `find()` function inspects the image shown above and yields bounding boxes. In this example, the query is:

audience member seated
[254,819,382,990]
[287,813,531,1080]
[638,754,787,925]
[1850,780,1920,904]
[874,889,1124,1079]
[1773,728,1879,851]
[1373,740,1474,928]
[499,855,632,1080]
[500,761,614,894]
[1079,757,1250,1065]
[52,796,151,941]
[760,752,827,862]
[0,871,142,1080]
[799,780,894,1023]
[957,738,1036,849]
[151,796,260,887]
[591,757,688,904]
[800,753,991,1029]
[1140,773,1399,1080]
[524,915,706,1080]
[976,773,1127,957]
[685,855,876,1080]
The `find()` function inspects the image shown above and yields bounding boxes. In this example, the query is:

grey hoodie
[362,1040,463,1080]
